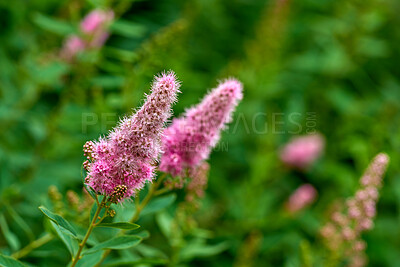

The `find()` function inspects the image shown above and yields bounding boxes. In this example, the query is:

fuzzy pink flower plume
[320,153,389,267]
[83,72,180,201]
[286,184,317,213]
[280,133,324,169]
[160,79,243,176]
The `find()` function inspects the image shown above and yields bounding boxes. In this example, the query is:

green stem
[70,197,106,267]
[130,173,168,223]
[94,173,168,267]
[11,233,54,259]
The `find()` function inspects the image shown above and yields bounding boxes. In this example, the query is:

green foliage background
[1,0,399,266]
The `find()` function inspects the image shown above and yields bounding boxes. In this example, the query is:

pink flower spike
[160,78,243,177]
[286,184,317,213]
[80,9,114,34]
[280,133,325,169]
[84,71,180,201]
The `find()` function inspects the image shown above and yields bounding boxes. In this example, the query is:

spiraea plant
[4,71,243,266]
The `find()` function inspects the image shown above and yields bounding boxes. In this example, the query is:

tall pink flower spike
[320,153,389,267]
[280,133,324,169]
[160,79,243,177]
[83,71,180,201]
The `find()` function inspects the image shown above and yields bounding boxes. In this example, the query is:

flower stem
[11,233,54,259]
[70,197,106,267]
[130,173,168,223]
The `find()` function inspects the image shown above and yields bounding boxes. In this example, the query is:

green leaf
[135,230,150,239]
[50,221,78,257]
[96,222,140,230]
[180,240,230,260]
[155,211,174,242]
[6,205,35,241]
[32,13,75,35]
[141,194,176,216]
[82,235,142,255]
[27,61,70,87]
[0,214,20,251]
[74,251,103,267]
[0,254,27,267]
[102,258,168,267]
[39,206,77,238]
[135,243,167,259]
[111,20,146,38]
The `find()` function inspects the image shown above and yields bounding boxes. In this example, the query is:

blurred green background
[1,0,400,266]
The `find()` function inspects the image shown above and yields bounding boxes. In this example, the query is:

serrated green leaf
[0,254,27,267]
[96,222,140,230]
[82,235,142,255]
[141,194,176,216]
[32,13,75,35]
[39,206,77,238]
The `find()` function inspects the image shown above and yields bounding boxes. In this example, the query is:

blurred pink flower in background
[89,32,110,48]
[80,9,114,34]
[286,184,317,213]
[280,133,324,169]
[60,35,86,61]
[320,153,389,267]
[60,9,114,61]
[80,9,114,48]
